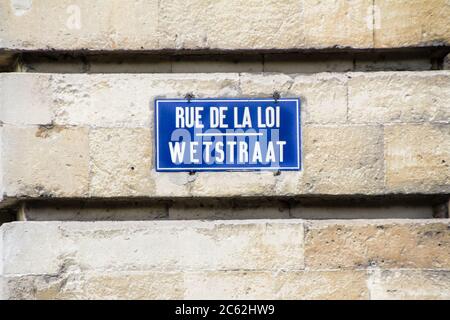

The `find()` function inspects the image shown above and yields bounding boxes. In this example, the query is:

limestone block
[0,72,449,199]
[304,220,450,270]
[374,0,450,48]
[89,128,154,197]
[1,220,305,276]
[19,202,169,221]
[49,73,240,128]
[384,124,450,193]
[368,269,450,300]
[2,125,89,197]
[0,74,53,125]
[301,125,384,194]
[1,0,450,52]
[348,72,450,124]
[3,270,369,300]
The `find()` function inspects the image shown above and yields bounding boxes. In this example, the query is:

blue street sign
[155,98,301,172]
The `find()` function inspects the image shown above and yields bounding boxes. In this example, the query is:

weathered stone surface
[0,0,159,51]
[1,72,449,200]
[301,125,384,194]
[301,0,373,49]
[348,72,450,124]
[291,205,434,220]
[374,0,450,48]
[20,202,169,221]
[368,269,450,300]
[2,125,89,197]
[264,59,353,74]
[2,270,368,300]
[2,272,185,300]
[1,220,305,276]
[0,0,373,51]
[0,74,53,125]
[240,73,348,125]
[171,59,263,73]
[46,73,239,128]
[89,128,154,197]
[444,54,450,70]
[385,124,450,193]
[305,220,450,270]
[184,270,369,300]
[1,0,448,52]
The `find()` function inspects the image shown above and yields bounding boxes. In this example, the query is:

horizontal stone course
[0,220,305,276]
[1,72,449,200]
[1,220,449,299]
[304,220,450,270]
[0,71,450,198]
[385,124,450,193]
[1,0,449,53]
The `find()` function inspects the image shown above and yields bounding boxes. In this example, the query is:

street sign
[155,98,301,172]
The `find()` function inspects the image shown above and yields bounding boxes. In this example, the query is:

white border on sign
[155,99,301,171]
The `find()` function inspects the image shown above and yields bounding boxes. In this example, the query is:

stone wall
[1,0,449,51]
[0,0,449,300]
[1,220,449,299]
[0,72,449,200]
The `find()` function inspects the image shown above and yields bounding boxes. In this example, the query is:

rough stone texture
[301,125,384,195]
[353,57,432,72]
[368,269,450,300]
[183,270,369,300]
[444,54,450,70]
[374,0,450,48]
[0,72,449,200]
[1,220,449,299]
[19,202,169,221]
[348,72,450,124]
[0,74,53,125]
[304,220,450,270]
[264,59,353,74]
[291,205,434,220]
[301,0,373,49]
[2,272,185,300]
[89,128,154,197]
[1,0,449,53]
[3,270,369,300]
[2,125,90,198]
[0,0,159,51]
[385,124,450,193]
[240,73,348,125]
[158,0,305,50]
[1,221,305,276]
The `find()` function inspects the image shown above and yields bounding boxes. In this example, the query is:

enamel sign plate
[155,98,301,172]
